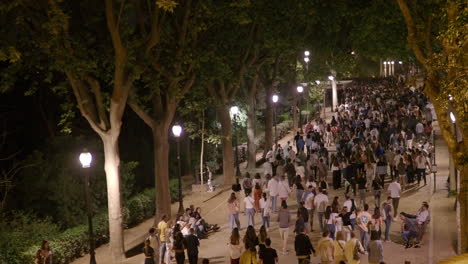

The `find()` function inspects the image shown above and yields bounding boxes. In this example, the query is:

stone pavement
[72,108,459,264]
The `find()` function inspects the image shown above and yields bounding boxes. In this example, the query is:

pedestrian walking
[142,239,155,264]
[344,231,364,264]
[254,183,262,212]
[372,175,384,208]
[228,228,242,264]
[227,192,241,231]
[317,230,334,264]
[357,204,372,252]
[259,192,271,230]
[294,226,316,264]
[325,206,337,239]
[244,191,256,227]
[277,201,291,255]
[258,225,269,254]
[258,238,278,264]
[267,175,279,212]
[278,175,290,202]
[381,197,393,242]
[314,187,329,232]
[333,231,346,263]
[185,228,200,264]
[304,185,316,231]
[293,175,305,205]
[173,232,186,264]
[157,214,169,264]
[368,230,384,264]
[388,179,401,219]
[356,173,367,207]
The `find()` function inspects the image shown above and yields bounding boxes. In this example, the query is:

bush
[1,189,156,264]
[169,178,182,203]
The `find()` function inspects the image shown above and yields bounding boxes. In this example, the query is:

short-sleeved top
[157,221,168,242]
[244,196,255,209]
[259,247,278,264]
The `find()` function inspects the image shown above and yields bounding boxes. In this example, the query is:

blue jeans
[246,208,255,227]
[384,217,392,241]
[271,195,278,212]
[327,224,335,239]
[317,212,325,232]
[401,230,418,244]
[296,189,304,205]
[350,218,356,230]
[160,241,167,263]
[261,209,270,228]
[360,229,370,250]
[229,213,240,230]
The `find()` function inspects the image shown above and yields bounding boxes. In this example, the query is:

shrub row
[2,188,158,264]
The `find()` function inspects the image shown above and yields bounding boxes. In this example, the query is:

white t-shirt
[343,200,352,212]
[296,165,305,178]
[244,196,255,209]
[388,182,401,198]
[260,198,268,209]
[268,178,279,196]
[304,193,315,210]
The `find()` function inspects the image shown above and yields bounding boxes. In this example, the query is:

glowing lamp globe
[297,86,304,93]
[304,51,310,56]
[304,57,310,63]
[272,95,279,103]
[450,112,456,123]
[328,76,334,81]
[315,80,321,85]
[79,152,92,168]
[172,125,182,137]
[230,106,239,116]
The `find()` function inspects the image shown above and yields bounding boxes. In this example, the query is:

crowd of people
[222,77,435,263]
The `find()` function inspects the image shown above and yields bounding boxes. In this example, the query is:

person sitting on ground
[399,212,419,249]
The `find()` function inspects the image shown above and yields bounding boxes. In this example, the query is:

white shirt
[417,210,429,224]
[268,178,279,196]
[388,182,401,198]
[314,193,329,209]
[278,180,290,198]
[296,165,305,178]
[304,193,315,210]
[263,162,273,176]
[415,155,428,169]
[244,196,255,209]
[327,212,338,224]
[343,200,352,212]
[182,226,190,236]
[416,123,424,134]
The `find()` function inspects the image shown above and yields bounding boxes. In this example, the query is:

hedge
[3,188,158,264]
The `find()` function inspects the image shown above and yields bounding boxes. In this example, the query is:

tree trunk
[153,124,172,221]
[247,94,256,170]
[459,165,468,253]
[217,105,235,185]
[102,134,125,262]
[263,83,273,158]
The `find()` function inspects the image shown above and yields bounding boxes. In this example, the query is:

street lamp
[304,50,310,56]
[297,86,304,133]
[304,57,310,63]
[79,150,96,264]
[315,80,320,85]
[272,95,278,145]
[230,106,241,178]
[172,124,184,214]
[328,75,334,81]
[450,112,456,123]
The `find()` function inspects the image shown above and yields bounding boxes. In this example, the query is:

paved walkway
[72,108,458,264]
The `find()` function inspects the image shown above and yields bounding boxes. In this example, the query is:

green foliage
[0,189,156,264]
[169,178,182,203]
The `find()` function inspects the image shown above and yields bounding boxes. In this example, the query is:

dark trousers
[332,170,341,189]
[416,169,426,184]
[298,256,310,264]
[175,252,185,264]
[392,197,400,217]
[188,253,198,264]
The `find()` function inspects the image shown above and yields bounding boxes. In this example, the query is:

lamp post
[272,95,278,145]
[172,124,184,214]
[297,86,304,133]
[79,151,96,264]
[230,106,241,178]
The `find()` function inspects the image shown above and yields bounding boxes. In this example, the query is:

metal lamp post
[297,85,304,133]
[172,124,184,214]
[230,106,241,178]
[79,151,96,264]
[272,94,279,145]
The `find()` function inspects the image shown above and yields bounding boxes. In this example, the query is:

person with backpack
[314,187,329,232]
[344,231,364,264]
[333,231,346,263]
[381,197,393,242]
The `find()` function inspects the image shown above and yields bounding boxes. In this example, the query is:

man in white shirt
[343,195,353,213]
[387,178,401,220]
[303,186,315,231]
[415,150,430,185]
[277,175,290,201]
[314,188,329,232]
[268,175,279,212]
[263,161,273,177]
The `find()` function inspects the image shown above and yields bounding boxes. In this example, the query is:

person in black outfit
[259,238,278,264]
[142,239,155,264]
[185,228,200,264]
[294,226,316,264]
